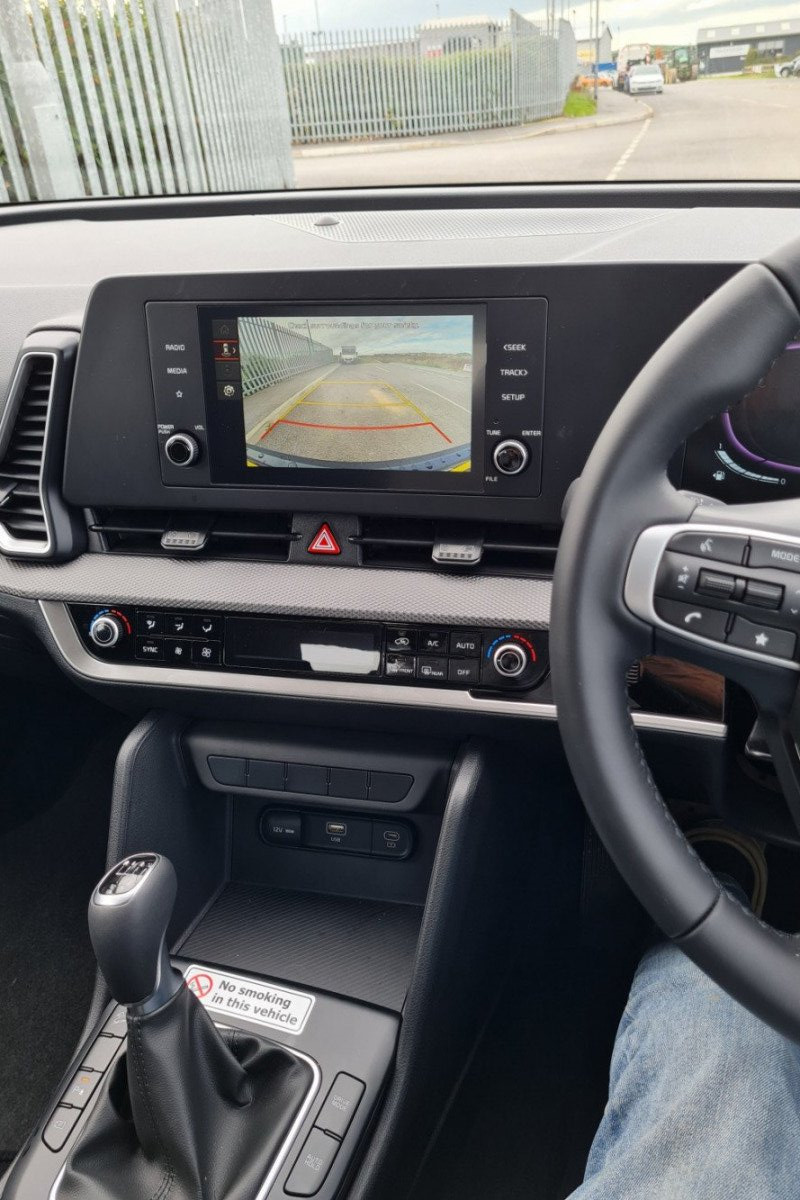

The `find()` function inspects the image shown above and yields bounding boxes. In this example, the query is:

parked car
[775,56,800,78]
[627,62,664,94]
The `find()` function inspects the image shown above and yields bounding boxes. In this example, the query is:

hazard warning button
[308,523,341,556]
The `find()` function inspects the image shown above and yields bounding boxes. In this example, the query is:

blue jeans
[570,942,800,1199]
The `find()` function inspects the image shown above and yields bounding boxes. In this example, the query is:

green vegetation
[563,90,597,118]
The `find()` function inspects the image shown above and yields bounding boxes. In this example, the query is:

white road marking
[412,380,470,412]
[395,363,471,411]
[605,117,653,182]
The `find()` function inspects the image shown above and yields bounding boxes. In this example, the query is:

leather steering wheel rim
[551,237,800,1043]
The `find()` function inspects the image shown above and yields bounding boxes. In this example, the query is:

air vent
[89,509,296,561]
[354,517,559,577]
[0,355,54,551]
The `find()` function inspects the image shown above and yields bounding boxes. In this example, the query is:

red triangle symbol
[308,523,341,555]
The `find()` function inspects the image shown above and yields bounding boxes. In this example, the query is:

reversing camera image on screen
[236,314,473,472]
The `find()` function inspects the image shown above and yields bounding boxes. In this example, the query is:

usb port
[326,821,347,836]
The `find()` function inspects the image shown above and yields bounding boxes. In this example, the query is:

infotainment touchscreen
[215,311,476,474]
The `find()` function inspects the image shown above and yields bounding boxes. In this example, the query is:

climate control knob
[89,613,125,649]
[164,432,200,468]
[492,439,529,476]
[492,641,528,678]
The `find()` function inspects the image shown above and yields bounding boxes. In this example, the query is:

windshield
[1,0,798,202]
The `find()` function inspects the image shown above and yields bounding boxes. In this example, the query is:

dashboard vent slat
[89,509,296,561]
[0,356,55,548]
[355,517,559,577]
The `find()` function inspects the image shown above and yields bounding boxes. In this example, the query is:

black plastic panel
[63,264,734,524]
[179,883,422,1011]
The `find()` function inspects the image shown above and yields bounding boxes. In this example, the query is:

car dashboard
[1,201,800,739]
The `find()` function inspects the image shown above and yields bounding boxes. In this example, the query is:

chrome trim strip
[625,523,800,674]
[39,600,726,739]
[0,351,57,558]
[48,1017,321,1200]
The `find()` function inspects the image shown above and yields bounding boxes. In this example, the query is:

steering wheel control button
[654,599,729,642]
[492,438,530,476]
[314,1073,365,1140]
[285,1127,340,1196]
[728,618,796,660]
[748,539,800,573]
[744,580,784,610]
[697,569,737,600]
[666,531,748,565]
[655,553,701,600]
[43,1105,81,1152]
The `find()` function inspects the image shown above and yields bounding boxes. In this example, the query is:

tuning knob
[492,439,530,476]
[89,612,124,649]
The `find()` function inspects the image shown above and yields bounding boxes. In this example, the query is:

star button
[755,633,770,648]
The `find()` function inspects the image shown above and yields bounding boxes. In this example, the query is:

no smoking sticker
[184,964,314,1035]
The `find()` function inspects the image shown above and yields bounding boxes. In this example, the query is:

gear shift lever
[89,853,182,1012]
[55,853,314,1200]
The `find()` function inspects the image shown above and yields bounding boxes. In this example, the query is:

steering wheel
[551,238,800,1042]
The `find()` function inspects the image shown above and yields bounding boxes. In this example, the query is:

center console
[2,712,536,1200]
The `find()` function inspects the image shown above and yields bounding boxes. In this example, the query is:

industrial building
[697,18,800,75]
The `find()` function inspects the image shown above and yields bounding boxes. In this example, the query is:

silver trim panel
[625,522,800,673]
[0,351,57,558]
[40,600,726,738]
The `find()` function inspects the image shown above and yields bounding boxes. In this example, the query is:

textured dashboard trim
[39,600,726,737]
[3,554,552,625]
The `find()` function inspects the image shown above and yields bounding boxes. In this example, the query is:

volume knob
[89,613,124,649]
[164,432,200,468]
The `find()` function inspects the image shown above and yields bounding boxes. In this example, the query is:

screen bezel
[199,302,487,493]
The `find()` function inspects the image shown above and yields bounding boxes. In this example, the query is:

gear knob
[89,853,183,1012]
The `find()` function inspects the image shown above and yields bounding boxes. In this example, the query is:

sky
[271,0,799,45]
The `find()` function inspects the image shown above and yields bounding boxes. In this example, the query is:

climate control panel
[69,605,549,692]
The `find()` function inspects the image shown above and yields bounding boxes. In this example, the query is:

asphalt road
[245,360,472,469]
[293,77,800,188]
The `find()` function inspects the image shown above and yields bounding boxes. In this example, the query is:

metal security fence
[239,319,335,396]
[0,0,294,204]
[282,12,577,143]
